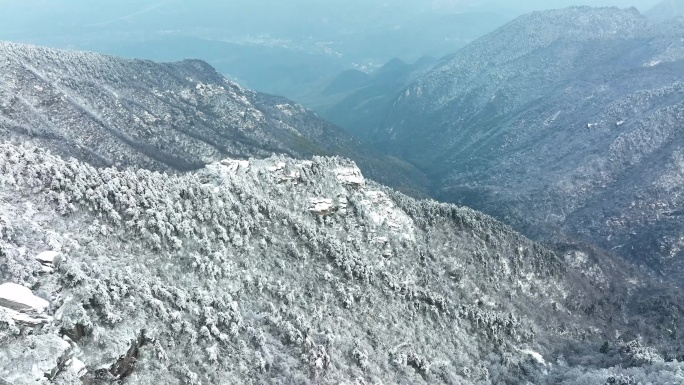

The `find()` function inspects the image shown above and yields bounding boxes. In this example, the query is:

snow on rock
[195,81,226,97]
[308,198,336,215]
[35,250,59,265]
[335,167,365,188]
[66,357,87,377]
[1,334,72,383]
[220,159,250,173]
[268,161,286,172]
[359,191,416,239]
[35,250,59,274]
[520,349,546,365]
[0,282,49,313]
[0,306,52,326]
[279,170,303,184]
[337,196,348,214]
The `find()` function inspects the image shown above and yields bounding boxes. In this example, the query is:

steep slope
[1,142,683,384]
[373,7,684,280]
[0,41,428,196]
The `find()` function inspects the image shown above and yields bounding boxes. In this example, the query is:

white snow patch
[564,250,588,269]
[220,159,250,173]
[358,190,416,240]
[268,162,286,172]
[544,111,561,127]
[35,250,59,265]
[335,167,364,187]
[308,198,335,215]
[520,349,546,365]
[0,283,49,313]
[275,104,294,116]
[66,358,87,376]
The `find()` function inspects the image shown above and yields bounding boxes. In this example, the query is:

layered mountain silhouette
[357,7,684,281]
[0,41,428,196]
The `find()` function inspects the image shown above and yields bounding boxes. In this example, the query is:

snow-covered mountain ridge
[1,142,682,384]
[0,41,428,197]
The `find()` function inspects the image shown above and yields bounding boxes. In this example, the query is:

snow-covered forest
[1,142,683,384]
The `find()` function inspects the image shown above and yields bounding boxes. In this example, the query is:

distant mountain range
[345,6,684,282]
[0,41,428,196]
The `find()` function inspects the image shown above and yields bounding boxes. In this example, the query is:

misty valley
[1,1,684,384]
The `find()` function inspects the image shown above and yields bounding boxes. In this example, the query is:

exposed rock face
[0,41,429,196]
[371,6,684,281]
[335,167,365,188]
[307,198,336,215]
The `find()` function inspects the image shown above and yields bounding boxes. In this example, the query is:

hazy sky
[0,0,664,30]
[0,0,667,61]
[0,0,670,97]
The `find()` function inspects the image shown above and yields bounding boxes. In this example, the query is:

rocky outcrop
[0,283,49,314]
[335,167,364,188]
[34,251,59,274]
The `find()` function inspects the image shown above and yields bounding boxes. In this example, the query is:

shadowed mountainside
[365,6,684,281]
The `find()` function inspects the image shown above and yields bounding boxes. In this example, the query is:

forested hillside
[1,143,683,384]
